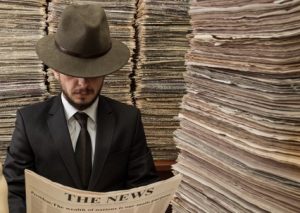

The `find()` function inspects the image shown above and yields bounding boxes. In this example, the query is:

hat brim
[36,35,130,78]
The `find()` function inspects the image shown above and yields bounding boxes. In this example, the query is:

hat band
[55,40,112,59]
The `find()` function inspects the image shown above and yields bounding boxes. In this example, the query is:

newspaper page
[25,170,182,213]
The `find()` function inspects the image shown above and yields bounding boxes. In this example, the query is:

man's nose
[77,77,88,86]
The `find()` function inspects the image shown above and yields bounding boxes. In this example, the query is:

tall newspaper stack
[46,0,136,105]
[135,0,190,160]
[0,1,48,161]
[172,0,300,212]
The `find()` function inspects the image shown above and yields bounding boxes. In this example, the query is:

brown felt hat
[36,4,130,77]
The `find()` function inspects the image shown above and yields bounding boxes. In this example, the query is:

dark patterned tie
[74,112,92,189]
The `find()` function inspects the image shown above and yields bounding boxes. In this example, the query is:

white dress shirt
[61,93,98,164]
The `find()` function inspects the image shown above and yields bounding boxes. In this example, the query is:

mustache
[73,88,94,94]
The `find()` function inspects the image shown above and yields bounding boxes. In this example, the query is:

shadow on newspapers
[25,170,182,213]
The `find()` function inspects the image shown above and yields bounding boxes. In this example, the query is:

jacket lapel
[47,96,83,189]
[89,96,115,189]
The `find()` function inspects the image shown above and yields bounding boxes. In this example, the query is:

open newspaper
[25,170,182,213]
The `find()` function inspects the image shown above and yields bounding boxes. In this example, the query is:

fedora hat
[36,4,130,77]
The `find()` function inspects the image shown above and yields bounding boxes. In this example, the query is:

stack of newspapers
[46,0,136,105]
[172,0,300,212]
[135,0,190,160]
[0,0,48,161]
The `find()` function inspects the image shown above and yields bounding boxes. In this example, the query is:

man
[4,4,159,213]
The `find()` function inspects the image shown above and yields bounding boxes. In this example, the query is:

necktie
[74,112,92,189]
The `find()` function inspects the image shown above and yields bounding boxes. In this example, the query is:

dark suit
[4,95,159,213]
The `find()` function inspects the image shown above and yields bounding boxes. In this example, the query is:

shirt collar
[61,93,98,123]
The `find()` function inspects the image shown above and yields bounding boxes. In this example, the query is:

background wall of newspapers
[1,0,300,212]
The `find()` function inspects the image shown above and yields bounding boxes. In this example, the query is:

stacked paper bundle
[0,1,48,161]
[46,0,136,104]
[172,0,300,212]
[135,0,190,160]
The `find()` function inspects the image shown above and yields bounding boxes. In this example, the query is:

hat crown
[55,4,111,58]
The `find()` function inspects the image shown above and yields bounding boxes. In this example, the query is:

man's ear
[52,70,60,80]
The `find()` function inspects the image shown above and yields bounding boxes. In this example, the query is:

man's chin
[68,96,97,110]
[62,91,99,110]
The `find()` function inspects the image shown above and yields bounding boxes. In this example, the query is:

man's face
[53,70,104,110]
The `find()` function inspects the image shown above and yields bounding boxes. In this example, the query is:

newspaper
[25,170,182,213]
[0,164,9,213]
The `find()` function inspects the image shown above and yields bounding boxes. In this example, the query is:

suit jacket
[4,95,159,213]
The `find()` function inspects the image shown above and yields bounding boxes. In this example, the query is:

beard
[62,87,100,110]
